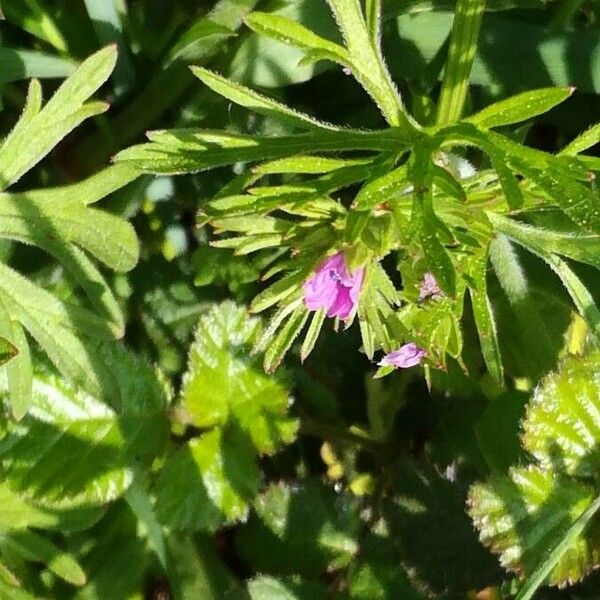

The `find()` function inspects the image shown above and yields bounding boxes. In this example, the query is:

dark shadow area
[382,458,503,595]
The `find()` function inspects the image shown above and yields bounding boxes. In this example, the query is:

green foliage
[115,0,599,383]
[2,0,600,597]
[154,302,297,532]
[470,351,600,590]
[0,47,139,418]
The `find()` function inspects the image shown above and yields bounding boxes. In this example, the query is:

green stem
[365,0,381,41]
[436,0,486,125]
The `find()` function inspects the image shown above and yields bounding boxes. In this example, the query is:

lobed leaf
[0,46,117,189]
[181,302,297,453]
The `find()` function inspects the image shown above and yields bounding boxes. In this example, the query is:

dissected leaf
[0,46,117,189]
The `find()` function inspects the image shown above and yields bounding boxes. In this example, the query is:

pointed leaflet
[263,305,309,373]
[560,123,600,157]
[488,212,600,271]
[542,255,600,339]
[0,46,117,189]
[468,253,503,382]
[467,87,573,129]
[191,67,338,131]
[244,12,350,65]
[0,302,32,420]
[0,185,139,273]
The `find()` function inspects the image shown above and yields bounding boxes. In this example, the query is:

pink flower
[303,252,364,320]
[419,272,442,301]
[378,343,427,368]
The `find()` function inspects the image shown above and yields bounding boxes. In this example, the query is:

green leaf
[2,0,67,52]
[513,160,600,235]
[542,255,600,339]
[468,253,503,382]
[439,123,524,209]
[560,123,600,157]
[250,271,309,314]
[467,87,574,129]
[469,466,600,587]
[115,128,413,175]
[244,11,349,65]
[192,67,337,130]
[301,308,327,362]
[264,306,309,373]
[154,427,260,531]
[0,48,75,85]
[124,481,169,573]
[0,303,31,420]
[181,302,297,453]
[0,348,168,508]
[167,535,237,600]
[419,194,456,296]
[0,182,140,273]
[0,46,117,190]
[488,212,600,271]
[522,350,600,479]
[168,18,236,64]
[516,493,600,600]
[2,530,86,586]
[255,156,366,175]
[488,234,569,379]
[354,164,408,210]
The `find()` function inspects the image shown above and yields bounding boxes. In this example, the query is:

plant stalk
[436,0,486,125]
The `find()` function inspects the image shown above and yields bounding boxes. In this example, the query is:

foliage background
[0,0,599,598]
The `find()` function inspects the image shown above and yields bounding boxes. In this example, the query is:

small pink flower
[419,272,442,301]
[379,343,427,368]
[303,252,364,320]
[342,67,352,76]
